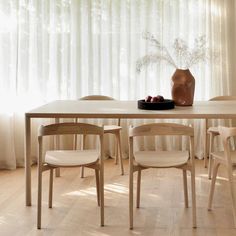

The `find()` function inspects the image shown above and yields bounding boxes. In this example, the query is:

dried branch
[137,32,211,72]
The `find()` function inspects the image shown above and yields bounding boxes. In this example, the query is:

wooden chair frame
[208,126,236,226]
[128,123,196,229]
[204,96,236,178]
[37,122,104,229]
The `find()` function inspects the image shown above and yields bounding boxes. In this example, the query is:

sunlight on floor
[0,216,6,225]
[63,182,128,198]
[105,183,128,194]
[63,187,97,197]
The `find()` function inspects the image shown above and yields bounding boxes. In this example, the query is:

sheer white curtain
[0,0,235,169]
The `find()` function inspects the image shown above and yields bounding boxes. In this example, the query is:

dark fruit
[151,96,158,102]
[145,95,165,103]
[156,95,164,102]
[145,95,152,102]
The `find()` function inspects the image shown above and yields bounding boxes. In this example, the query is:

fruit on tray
[145,95,164,103]
[145,95,152,102]
[156,95,164,102]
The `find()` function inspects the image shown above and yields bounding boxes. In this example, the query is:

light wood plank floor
[0,159,236,236]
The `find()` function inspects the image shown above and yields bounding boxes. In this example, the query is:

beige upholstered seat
[37,122,104,229]
[204,96,236,178]
[208,126,236,226]
[128,123,196,229]
[45,150,99,166]
[77,95,124,177]
[134,150,189,167]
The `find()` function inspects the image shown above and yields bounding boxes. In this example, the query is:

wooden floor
[0,159,236,236]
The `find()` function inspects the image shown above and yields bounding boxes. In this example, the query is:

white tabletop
[26,100,236,119]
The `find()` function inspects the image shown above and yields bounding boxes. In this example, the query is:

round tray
[138,99,175,110]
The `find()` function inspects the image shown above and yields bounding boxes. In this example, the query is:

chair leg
[183,169,188,208]
[80,135,86,178]
[73,118,78,150]
[129,168,134,229]
[116,132,124,175]
[227,167,236,226]
[80,167,85,178]
[55,168,60,177]
[208,160,220,210]
[73,134,77,150]
[100,165,104,226]
[37,164,43,229]
[208,133,215,179]
[204,120,208,168]
[114,135,118,165]
[136,169,141,208]
[55,118,61,177]
[95,169,100,206]
[190,168,197,228]
[49,169,53,208]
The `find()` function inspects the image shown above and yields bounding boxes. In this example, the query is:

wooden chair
[37,122,104,229]
[128,123,196,229]
[208,126,236,226]
[204,96,236,178]
[77,95,124,177]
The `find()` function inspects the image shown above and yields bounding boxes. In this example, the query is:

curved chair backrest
[219,126,236,140]
[79,95,120,125]
[129,123,194,138]
[80,95,115,101]
[39,122,104,137]
[209,96,236,101]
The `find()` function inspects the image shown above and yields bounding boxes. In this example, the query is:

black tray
[138,99,175,110]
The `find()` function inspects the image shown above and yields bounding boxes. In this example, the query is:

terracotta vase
[171,69,195,106]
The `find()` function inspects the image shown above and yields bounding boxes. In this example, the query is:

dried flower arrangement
[136,32,210,72]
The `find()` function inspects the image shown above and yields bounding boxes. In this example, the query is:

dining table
[25,99,236,206]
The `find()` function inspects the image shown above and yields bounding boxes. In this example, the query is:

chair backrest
[80,95,115,101]
[39,122,104,151]
[218,126,236,166]
[129,123,194,137]
[209,96,236,101]
[38,122,104,137]
[79,95,120,125]
[206,95,236,126]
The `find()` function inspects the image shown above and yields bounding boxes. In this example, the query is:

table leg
[204,118,208,168]
[25,115,31,206]
[55,118,60,177]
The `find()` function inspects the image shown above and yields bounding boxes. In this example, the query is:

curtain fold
[0,0,235,169]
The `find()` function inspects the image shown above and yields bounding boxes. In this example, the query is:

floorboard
[0,159,235,236]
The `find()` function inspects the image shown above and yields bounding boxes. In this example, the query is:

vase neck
[176,68,190,72]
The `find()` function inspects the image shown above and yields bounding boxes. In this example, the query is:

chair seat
[45,150,99,167]
[212,151,236,164]
[207,126,219,134]
[104,125,122,133]
[134,150,189,168]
